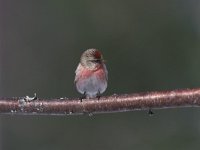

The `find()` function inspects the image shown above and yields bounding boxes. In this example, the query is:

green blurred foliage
[1,0,200,150]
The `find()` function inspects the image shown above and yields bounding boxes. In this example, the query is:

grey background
[1,0,200,150]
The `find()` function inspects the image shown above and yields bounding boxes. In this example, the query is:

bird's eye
[91,59,101,63]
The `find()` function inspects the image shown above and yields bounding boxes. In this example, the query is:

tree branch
[1,88,200,115]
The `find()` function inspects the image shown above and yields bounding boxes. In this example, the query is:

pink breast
[81,66,106,80]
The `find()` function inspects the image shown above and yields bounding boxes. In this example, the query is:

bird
[74,48,108,100]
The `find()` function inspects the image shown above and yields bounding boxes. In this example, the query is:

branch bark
[1,88,200,115]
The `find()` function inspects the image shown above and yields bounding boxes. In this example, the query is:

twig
[1,88,200,115]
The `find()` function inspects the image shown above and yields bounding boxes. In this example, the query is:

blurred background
[1,0,200,150]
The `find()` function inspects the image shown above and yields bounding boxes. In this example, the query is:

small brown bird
[74,49,108,99]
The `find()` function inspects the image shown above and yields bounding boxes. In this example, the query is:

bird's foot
[79,91,86,102]
[96,91,101,100]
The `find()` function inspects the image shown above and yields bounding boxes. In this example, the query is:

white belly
[76,74,107,98]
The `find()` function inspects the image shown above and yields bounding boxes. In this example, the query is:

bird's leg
[96,90,101,100]
[80,91,86,102]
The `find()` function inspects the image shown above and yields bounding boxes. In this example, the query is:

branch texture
[1,88,200,115]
